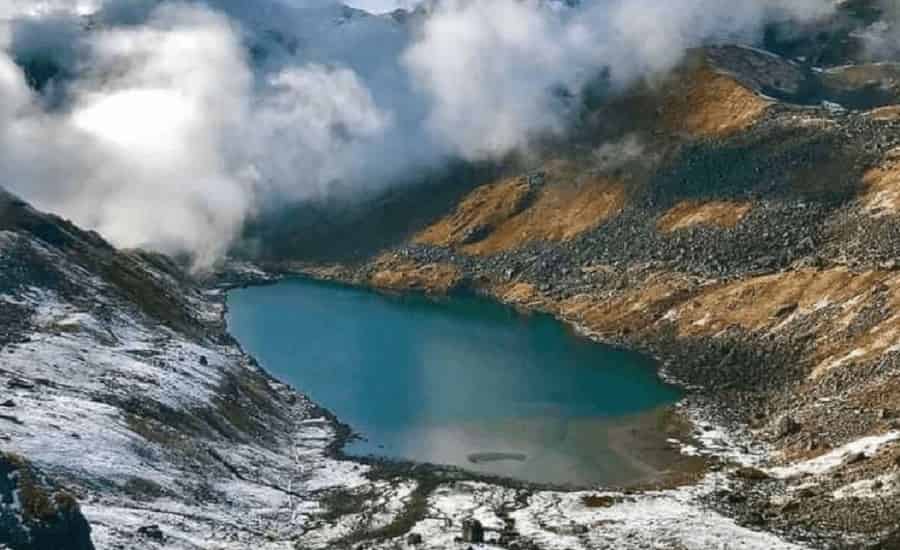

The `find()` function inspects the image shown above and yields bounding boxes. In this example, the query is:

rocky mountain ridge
[1,176,834,550]
[7,1,900,548]
[266,37,900,548]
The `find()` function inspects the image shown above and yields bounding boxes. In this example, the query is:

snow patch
[832,473,900,500]
[768,431,900,479]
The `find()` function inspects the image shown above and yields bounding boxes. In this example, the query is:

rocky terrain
[6,1,900,549]
[251,8,900,548]
[1,169,830,550]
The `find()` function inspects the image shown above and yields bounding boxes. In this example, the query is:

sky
[342,0,416,13]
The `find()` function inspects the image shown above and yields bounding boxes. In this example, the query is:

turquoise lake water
[226,278,681,486]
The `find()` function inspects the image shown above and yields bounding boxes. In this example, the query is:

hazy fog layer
[0,0,837,267]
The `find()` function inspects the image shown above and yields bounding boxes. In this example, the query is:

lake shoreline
[207,259,846,548]
[228,280,687,488]
[217,268,717,497]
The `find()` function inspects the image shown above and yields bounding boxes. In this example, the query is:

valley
[5,0,900,549]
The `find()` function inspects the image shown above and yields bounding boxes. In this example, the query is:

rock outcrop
[0,453,93,550]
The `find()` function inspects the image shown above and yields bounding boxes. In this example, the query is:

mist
[0,0,836,268]
[857,0,900,60]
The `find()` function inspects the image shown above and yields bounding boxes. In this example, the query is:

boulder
[772,414,801,439]
[461,519,484,544]
[137,524,165,542]
[0,453,94,550]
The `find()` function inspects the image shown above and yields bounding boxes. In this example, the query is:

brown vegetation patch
[464,178,626,256]
[865,105,900,121]
[667,268,900,379]
[820,63,900,96]
[489,266,900,385]
[662,66,770,138]
[485,271,699,340]
[492,282,543,307]
[558,274,696,336]
[413,177,532,248]
[1,452,76,521]
[485,264,900,385]
[369,256,461,294]
[657,200,752,233]
[861,148,900,215]
[415,167,625,256]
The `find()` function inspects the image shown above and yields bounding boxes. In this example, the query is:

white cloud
[0,2,396,268]
[0,0,836,266]
[404,0,834,159]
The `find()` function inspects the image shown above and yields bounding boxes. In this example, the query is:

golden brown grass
[415,161,625,256]
[369,256,461,294]
[414,177,532,248]
[558,274,694,336]
[657,200,752,233]
[666,268,900,379]
[865,105,900,121]
[861,148,900,215]
[662,66,770,138]
[486,264,900,385]
[491,282,542,306]
[463,177,626,255]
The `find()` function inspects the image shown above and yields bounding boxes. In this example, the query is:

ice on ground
[768,431,900,478]
[832,473,900,500]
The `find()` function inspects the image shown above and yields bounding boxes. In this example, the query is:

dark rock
[772,414,801,439]
[406,532,423,545]
[745,512,766,526]
[460,224,492,245]
[779,499,800,513]
[0,453,94,550]
[198,355,208,366]
[844,452,867,466]
[722,490,747,504]
[462,519,484,544]
[734,467,771,481]
[772,302,798,319]
[581,494,619,507]
[6,378,35,390]
[526,171,546,188]
[560,523,588,535]
[0,413,23,425]
[137,524,165,541]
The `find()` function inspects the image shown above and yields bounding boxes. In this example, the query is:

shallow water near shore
[227,278,683,486]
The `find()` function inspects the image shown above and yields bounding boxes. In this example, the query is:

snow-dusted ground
[379,476,811,550]
[0,227,823,550]
[768,432,900,479]
[7,222,899,549]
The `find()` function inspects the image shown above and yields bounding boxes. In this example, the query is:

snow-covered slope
[0,188,365,548]
[0,189,825,549]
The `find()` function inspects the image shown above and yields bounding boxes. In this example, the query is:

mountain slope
[0,189,356,548]
[281,43,900,546]
[0,186,829,549]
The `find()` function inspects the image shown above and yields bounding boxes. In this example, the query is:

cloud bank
[0,0,835,267]
[857,0,900,60]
